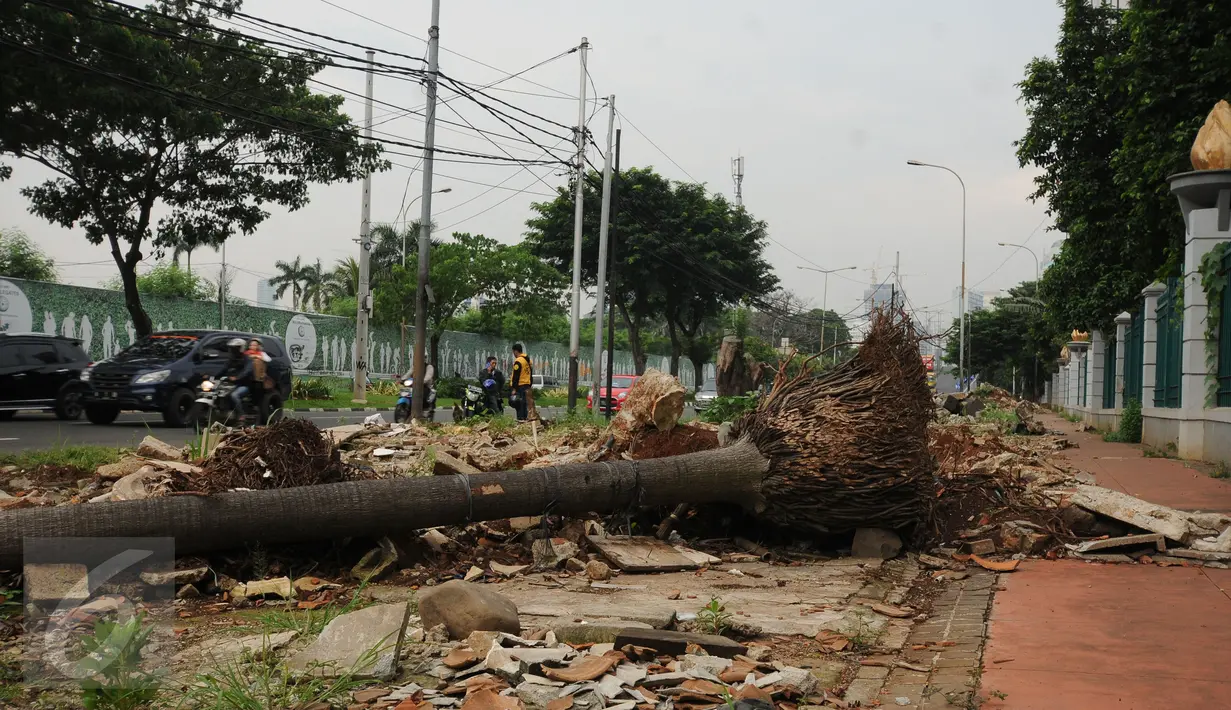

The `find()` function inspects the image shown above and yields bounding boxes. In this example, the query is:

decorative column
[1044,380,1051,405]
[1141,282,1167,407]
[1055,358,1066,408]
[1114,312,1131,409]
[1089,331,1105,411]
[1168,169,1231,458]
[1068,341,1088,411]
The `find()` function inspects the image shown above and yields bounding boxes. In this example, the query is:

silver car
[693,378,718,410]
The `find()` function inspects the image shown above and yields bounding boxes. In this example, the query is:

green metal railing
[1103,338,1117,408]
[1219,248,1231,407]
[1154,277,1183,409]
[1079,353,1088,406]
[1124,311,1144,405]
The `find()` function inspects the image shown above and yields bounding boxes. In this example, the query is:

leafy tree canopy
[0,0,386,336]
[0,227,57,282]
[104,261,210,301]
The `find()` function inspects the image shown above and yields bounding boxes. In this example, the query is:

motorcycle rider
[401,358,436,411]
[509,343,532,421]
[478,356,505,415]
[222,338,255,418]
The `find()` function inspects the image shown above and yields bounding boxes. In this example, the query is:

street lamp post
[999,241,1041,400]
[401,187,453,266]
[797,265,857,364]
[907,160,967,390]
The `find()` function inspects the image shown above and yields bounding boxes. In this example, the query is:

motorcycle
[188,376,254,429]
[394,378,436,423]
[456,380,500,420]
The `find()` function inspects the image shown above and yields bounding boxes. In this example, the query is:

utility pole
[566,37,590,412]
[352,50,376,403]
[605,128,621,420]
[411,0,442,420]
[591,96,616,403]
[218,242,226,329]
[731,155,745,208]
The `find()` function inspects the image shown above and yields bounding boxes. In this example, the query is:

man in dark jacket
[478,356,505,414]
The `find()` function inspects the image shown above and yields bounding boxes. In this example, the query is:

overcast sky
[1,0,1063,330]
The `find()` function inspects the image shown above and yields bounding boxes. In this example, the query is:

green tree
[0,227,56,282]
[268,257,307,311]
[526,167,776,374]
[944,282,1055,399]
[0,0,386,336]
[1016,0,1135,333]
[105,261,210,300]
[300,258,329,312]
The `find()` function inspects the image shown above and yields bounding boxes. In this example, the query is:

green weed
[696,596,733,636]
[250,583,373,638]
[698,395,759,424]
[977,404,1019,433]
[77,613,164,710]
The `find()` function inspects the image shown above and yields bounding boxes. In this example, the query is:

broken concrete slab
[433,449,482,476]
[140,567,209,587]
[1166,548,1231,561]
[24,563,89,604]
[95,457,148,481]
[185,630,298,664]
[1067,485,1192,543]
[612,629,746,659]
[1069,533,1166,554]
[136,435,183,462]
[288,603,407,676]
[586,535,700,572]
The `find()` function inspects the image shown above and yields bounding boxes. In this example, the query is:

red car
[587,374,639,413]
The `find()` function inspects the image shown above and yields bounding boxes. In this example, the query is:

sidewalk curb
[291,407,396,413]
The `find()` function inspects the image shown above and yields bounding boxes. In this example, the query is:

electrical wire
[614,108,700,184]
[312,0,576,100]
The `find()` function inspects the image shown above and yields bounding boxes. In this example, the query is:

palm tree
[170,242,194,277]
[269,256,307,310]
[300,259,330,312]
[329,257,360,299]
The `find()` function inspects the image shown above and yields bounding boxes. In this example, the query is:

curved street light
[908,160,967,391]
[402,187,453,266]
[797,265,858,364]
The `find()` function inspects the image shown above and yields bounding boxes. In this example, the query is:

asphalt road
[0,406,573,453]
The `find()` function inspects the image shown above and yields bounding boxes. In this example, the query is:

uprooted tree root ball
[733,308,935,534]
[171,419,359,494]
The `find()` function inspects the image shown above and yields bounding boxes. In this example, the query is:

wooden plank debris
[1068,533,1166,554]
[1067,485,1192,543]
[587,535,700,573]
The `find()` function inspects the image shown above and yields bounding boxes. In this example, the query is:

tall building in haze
[257,279,276,308]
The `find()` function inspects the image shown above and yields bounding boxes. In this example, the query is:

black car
[81,330,293,427]
[0,333,92,420]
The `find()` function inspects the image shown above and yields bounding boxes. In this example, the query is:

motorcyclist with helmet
[478,356,505,415]
[222,337,255,419]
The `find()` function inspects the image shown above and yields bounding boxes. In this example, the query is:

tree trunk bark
[617,299,647,374]
[716,336,753,396]
[0,440,770,566]
[430,332,441,370]
[666,319,682,377]
[692,359,704,391]
[109,235,152,337]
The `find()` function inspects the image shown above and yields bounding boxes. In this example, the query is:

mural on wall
[0,278,705,387]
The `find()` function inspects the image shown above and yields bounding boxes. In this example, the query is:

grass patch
[285,394,399,410]
[246,584,375,638]
[1210,461,1231,479]
[181,640,375,710]
[1143,443,1179,459]
[0,444,122,472]
[976,404,1018,433]
[548,410,608,431]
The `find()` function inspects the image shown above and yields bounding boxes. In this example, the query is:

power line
[614,108,701,184]
[313,0,576,100]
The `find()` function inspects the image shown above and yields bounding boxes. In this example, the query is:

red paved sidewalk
[979,414,1231,708]
[1041,411,1231,512]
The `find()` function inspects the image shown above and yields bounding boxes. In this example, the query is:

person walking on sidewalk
[509,343,533,421]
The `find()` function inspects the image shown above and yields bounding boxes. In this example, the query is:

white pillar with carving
[1068,341,1088,411]
[1114,312,1131,409]
[1140,282,1167,408]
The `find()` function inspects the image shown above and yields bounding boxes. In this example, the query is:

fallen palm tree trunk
[0,310,930,566]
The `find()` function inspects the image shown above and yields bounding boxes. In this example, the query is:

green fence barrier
[1154,277,1182,409]
[1103,337,1117,408]
[0,277,701,388]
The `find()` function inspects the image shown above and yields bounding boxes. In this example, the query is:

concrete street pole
[352,50,376,403]
[591,96,616,401]
[908,160,966,390]
[999,241,1040,398]
[566,38,590,412]
[410,0,441,419]
[796,265,856,364]
[402,187,452,267]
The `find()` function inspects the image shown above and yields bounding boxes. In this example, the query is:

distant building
[863,281,899,316]
[953,287,984,316]
[461,295,489,311]
[257,279,276,308]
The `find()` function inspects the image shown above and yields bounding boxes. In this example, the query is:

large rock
[851,528,902,560]
[288,603,409,676]
[136,435,183,462]
[417,580,520,640]
[941,394,963,415]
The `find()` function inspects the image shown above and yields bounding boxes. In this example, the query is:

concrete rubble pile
[923,408,1231,571]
